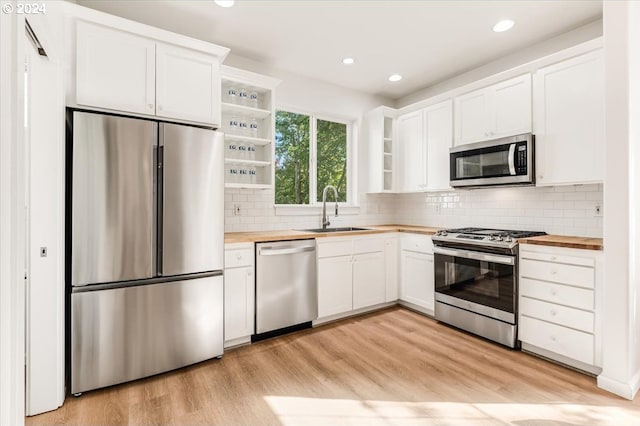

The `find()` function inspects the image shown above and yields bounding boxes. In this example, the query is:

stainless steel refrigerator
[67,110,224,395]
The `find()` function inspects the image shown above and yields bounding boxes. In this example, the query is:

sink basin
[301,227,370,233]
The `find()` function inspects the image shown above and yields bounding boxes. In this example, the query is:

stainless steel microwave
[449,133,534,188]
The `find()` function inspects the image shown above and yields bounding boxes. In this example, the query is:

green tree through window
[275,111,349,205]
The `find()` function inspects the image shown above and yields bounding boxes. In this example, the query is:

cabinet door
[156,44,221,125]
[400,250,434,311]
[534,50,604,185]
[318,256,353,318]
[454,88,489,145]
[384,238,399,302]
[224,266,254,342]
[491,74,532,139]
[76,22,155,115]
[397,110,426,191]
[425,100,453,191]
[353,252,386,310]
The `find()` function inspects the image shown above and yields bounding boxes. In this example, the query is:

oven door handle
[433,247,515,265]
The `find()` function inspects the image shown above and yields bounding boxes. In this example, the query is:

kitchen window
[275,110,352,206]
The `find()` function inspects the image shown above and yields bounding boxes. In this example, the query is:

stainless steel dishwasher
[255,239,317,338]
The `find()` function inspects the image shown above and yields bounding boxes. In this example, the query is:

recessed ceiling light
[493,19,515,33]
[342,57,355,65]
[388,74,403,82]
[214,0,235,7]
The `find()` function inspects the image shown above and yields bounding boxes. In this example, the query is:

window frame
[274,106,356,209]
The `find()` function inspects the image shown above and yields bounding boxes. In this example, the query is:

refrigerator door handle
[157,144,164,276]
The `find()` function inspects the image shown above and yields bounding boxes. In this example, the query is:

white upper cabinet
[454,74,532,145]
[533,49,604,186]
[76,22,156,116]
[424,100,453,191]
[76,21,224,126]
[397,110,426,192]
[155,44,221,124]
[360,107,396,193]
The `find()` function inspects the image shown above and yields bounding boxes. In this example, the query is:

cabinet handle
[148,103,154,109]
[247,271,253,277]
[237,254,242,261]
[550,335,556,342]
[551,290,557,296]
[550,256,557,261]
[158,105,163,111]
[539,175,544,180]
[550,309,557,316]
[550,269,557,275]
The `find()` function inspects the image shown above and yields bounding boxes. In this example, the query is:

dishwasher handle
[259,245,316,256]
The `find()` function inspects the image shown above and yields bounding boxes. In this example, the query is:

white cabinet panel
[425,100,453,191]
[224,266,254,342]
[156,44,221,125]
[384,238,399,302]
[224,248,253,269]
[492,74,532,138]
[520,258,594,289]
[534,49,604,185]
[454,74,531,146]
[520,278,594,311]
[318,256,353,318]
[353,252,386,310]
[400,250,434,311]
[76,22,155,115]
[520,316,594,366]
[454,90,488,145]
[397,110,426,191]
[520,297,594,333]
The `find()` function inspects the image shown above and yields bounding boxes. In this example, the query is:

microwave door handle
[508,143,516,175]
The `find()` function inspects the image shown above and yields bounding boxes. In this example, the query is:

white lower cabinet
[318,255,353,318]
[384,237,399,302]
[353,252,386,310]
[224,243,255,347]
[518,244,602,373]
[399,236,435,314]
[316,236,390,322]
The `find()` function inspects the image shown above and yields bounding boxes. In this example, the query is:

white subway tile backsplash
[224,185,603,237]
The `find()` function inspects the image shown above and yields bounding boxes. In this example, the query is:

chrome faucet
[321,185,339,230]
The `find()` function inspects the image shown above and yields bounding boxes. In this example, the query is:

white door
[318,256,353,318]
[400,250,434,311]
[156,44,221,125]
[353,252,386,310]
[454,88,489,145]
[534,50,604,185]
[425,100,453,191]
[76,21,155,115]
[224,266,254,342]
[491,74,532,139]
[397,110,426,191]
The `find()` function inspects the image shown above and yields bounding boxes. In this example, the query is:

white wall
[0,6,26,426]
[396,19,602,108]
[598,0,640,400]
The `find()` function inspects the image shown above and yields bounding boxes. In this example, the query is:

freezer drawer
[71,274,223,394]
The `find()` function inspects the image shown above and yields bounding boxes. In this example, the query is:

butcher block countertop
[518,235,603,251]
[225,225,603,250]
[224,225,439,244]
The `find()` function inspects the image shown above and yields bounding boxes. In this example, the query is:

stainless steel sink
[301,227,370,233]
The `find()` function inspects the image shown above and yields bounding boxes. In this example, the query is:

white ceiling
[76,0,602,100]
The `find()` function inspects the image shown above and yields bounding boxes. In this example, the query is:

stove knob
[504,236,513,242]
[496,236,503,241]
[488,235,495,241]
[437,230,447,236]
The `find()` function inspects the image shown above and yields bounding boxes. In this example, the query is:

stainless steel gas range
[431,227,546,348]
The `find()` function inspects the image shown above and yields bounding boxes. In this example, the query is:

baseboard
[597,368,640,400]
[398,300,434,317]
[313,302,398,326]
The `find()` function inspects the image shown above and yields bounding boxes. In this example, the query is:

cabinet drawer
[520,297,593,333]
[401,237,433,254]
[519,316,594,366]
[353,238,384,254]
[520,251,595,268]
[317,239,353,258]
[225,248,253,268]
[520,278,594,311]
[520,259,594,289]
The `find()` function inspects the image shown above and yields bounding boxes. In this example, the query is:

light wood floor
[27,307,640,425]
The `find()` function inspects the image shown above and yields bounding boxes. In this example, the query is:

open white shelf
[225,183,272,189]
[224,134,272,146]
[221,102,271,119]
[224,159,272,167]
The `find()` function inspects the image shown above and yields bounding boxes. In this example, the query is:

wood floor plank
[26,307,640,425]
